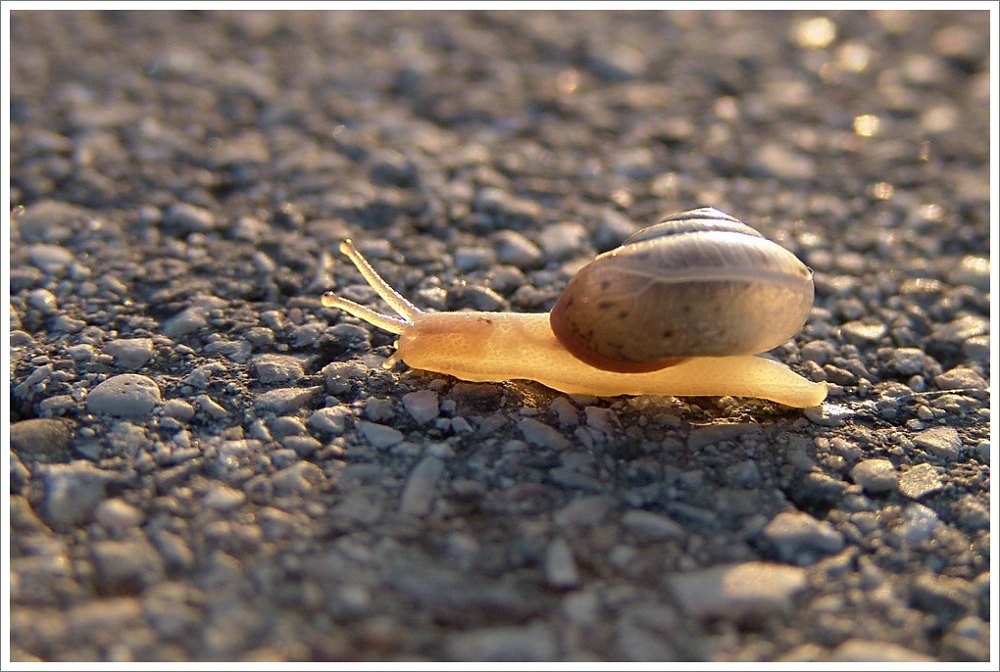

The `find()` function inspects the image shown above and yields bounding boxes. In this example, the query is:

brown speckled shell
[549,208,814,373]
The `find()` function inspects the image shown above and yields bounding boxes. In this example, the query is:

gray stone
[15,199,89,243]
[271,461,324,495]
[165,202,217,232]
[91,540,165,593]
[400,456,445,516]
[850,458,898,494]
[403,390,440,424]
[27,288,58,314]
[10,418,70,459]
[934,367,988,392]
[912,426,962,459]
[621,509,685,543]
[252,354,304,384]
[839,321,887,345]
[358,421,404,448]
[95,498,144,529]
[553,495,617,527]
[41,461,115,530]
[103,338,154,370]
[162,399,196,421]
[518,418,570,450]
[898,463,945,500]
[751,142,816,180]
[543,538,581,589]
[895,503,941,544]
[308,406,352,435]
[829,639,932,662]
[445,623,558,661]
[195,394,230,419]
[28,243,74,273]
[494,229,543,268]
[932,315,988,344]
[87,374,161,417]
[161,306,207,337]
[891,348,928,376]
[537,222,589,260]
[946,255,990,291]
[203,486,246,512]
[203,339,252,363]
[763,511,844,562]
[254,386,321,414]
[668,562,807,619]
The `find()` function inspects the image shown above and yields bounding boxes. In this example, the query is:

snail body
[322,208,827,408]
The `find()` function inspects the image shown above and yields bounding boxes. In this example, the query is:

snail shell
[549,207,815,373]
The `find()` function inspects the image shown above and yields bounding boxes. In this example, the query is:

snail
[321,208,828,408]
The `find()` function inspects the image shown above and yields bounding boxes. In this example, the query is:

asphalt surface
[7,9,993,663]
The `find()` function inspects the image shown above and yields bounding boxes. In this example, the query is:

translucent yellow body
[322,241,828,409]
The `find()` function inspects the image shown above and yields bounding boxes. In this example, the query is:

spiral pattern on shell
[549,207,815,373]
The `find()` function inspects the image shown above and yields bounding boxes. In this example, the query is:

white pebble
[28,243,74,273]
[86,374,162,418]
[358,421,403,448]
[402,390,440,424]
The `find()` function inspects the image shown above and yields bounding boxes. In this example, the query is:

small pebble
[91,540,165,593]
[41,461,114,530]
[668,562,807,619]
[161,306,207,338]
[308,406,352,435]
[621,509,684,543]
[934,367,988,392]
[454,246,495,271]
[358,421,404,448]
[537,222,589,260]
[402,390,440,425]
[849,458,898,494]
[494,230,543,268]
[518,418,570,450]
[891,348,927,376]
[961,335,990,363]
[161,399,195,422]
[762,511,845,563]
[830,639,931,662]
[544,538,581,589]
[399,455,445,516]
[10,418,71,459]
[15,199,88,242]
[28,243,74,273]
[445,623,557,662]
[839,321,887,345]
[898,463,945,500]
[86,374,162,418]
[103,338,154,370]
[895,503,941,544]
[164,202,217,232]
[912,426,962,460]
[195,394,230,419]
[203,486,246,512]
[252,354,304,384]
[751,142,816,181]
[553,495,617,527]
[946,255,990,291]
[271,461,324,495]
[27,288,58,314]
[254,386,321,414]
[95,498,144,529]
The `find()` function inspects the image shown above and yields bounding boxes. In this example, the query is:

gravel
[9,10,989,664]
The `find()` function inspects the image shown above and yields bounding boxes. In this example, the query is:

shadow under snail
[321,207,828,408]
